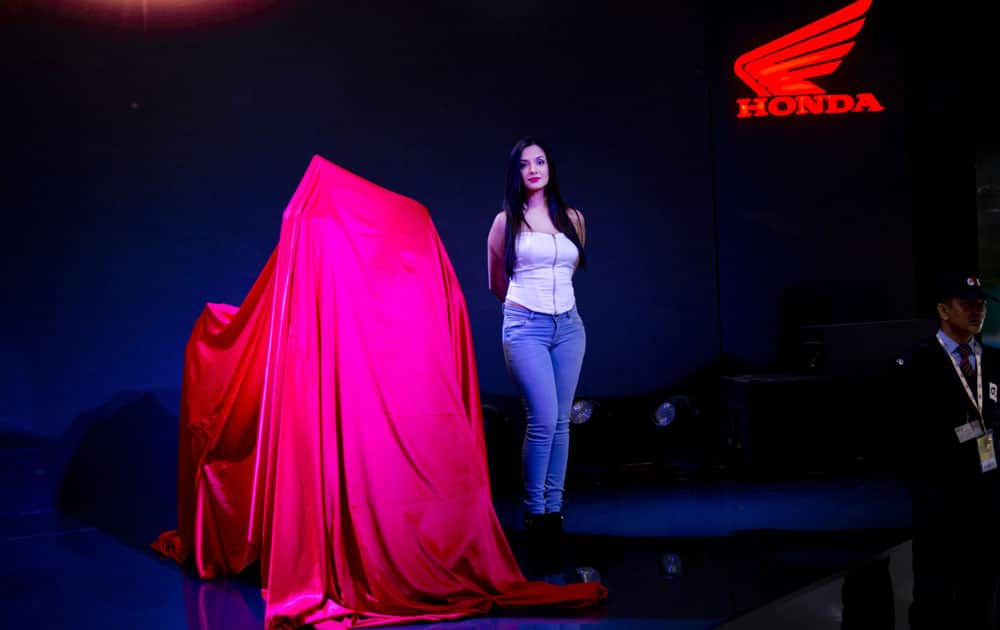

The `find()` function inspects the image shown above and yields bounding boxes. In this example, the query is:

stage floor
[3,428,912,629]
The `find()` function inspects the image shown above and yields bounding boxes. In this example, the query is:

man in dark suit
[897,272,1000,629]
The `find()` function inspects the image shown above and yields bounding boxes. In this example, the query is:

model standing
[486,137,587,538]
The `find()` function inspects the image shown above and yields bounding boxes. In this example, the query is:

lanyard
[936,332,983,420]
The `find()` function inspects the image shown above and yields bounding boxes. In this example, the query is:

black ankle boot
[524,512,546,532]
[542,512,568,575]
[521,513,547,573]
[523,512,548,550]
[543,512,564,536]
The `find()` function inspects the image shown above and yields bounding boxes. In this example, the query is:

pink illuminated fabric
[152,156,606,628]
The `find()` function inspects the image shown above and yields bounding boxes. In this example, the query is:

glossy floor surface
[2,395,914,629]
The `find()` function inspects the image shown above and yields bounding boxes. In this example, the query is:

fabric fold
[153,155,606,628]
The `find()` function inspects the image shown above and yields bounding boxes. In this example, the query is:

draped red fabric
[152,156,607,628]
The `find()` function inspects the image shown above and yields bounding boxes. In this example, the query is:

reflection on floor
[718,540,911,630]
[1,395,914,629]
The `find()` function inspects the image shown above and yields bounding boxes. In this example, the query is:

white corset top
[505,231,578,315]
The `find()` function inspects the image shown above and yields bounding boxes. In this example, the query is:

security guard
[896,272,1000,629]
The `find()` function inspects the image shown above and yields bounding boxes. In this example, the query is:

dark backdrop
[708,0,912,366]
[1,0,983,436]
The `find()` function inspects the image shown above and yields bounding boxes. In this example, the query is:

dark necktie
[957,343,976,390]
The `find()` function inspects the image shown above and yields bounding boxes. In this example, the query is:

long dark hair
[502,136,586,278]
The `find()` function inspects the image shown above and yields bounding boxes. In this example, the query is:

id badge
[955,421,985,443]
[977,431,997,473]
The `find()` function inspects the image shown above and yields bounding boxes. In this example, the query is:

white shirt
[505,232,578,315]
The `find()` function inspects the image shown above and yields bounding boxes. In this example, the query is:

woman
[486,137,587,538]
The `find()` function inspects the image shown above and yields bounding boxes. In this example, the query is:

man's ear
[937,302,950,320]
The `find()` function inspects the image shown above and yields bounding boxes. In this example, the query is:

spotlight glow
[660,552,683,578]
[569,399,594,425]
[37,0,284,29]
[653,401,676,427]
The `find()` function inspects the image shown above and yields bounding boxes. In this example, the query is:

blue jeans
[502,302,586,515]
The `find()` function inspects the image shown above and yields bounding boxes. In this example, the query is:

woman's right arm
[487,212,508,302]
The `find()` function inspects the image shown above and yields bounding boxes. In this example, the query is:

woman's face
[519,144,549,194]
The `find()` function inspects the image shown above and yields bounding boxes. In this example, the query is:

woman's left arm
[487,211,509,302]
[570,208,586,247]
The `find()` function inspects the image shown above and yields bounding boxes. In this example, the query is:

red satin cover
[152,156,606,628]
